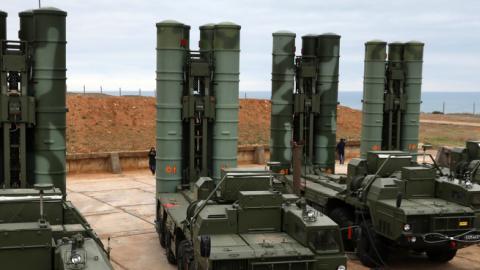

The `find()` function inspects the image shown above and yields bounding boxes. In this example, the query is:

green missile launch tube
[315,33,340,171]
[401,41,424,154]
[31,7,67,194]
[360,40,387,158]
[155,20,189,192]
[212,22,240,182]
[270,31,295,169]
[0,10,6,40]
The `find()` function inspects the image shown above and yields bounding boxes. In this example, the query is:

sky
[2,0,480,92]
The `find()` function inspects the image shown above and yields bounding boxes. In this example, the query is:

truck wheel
[166,232,177,264]
[356,221,388,268]
[177,240,195,270]
[159,219,167,248]
[426,247,457,262]
[329,207,355,251]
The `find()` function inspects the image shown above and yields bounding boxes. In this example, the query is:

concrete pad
[68,192,118,216]
[109,232,175,270]
[86,211,154,238]
[86,188,155,207]
[121,204,156,221]
[68,178,152,193]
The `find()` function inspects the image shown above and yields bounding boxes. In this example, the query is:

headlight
[337,265,346,270]
[307,210,315,218]
[403,223,411,232]
[70,253,82,265]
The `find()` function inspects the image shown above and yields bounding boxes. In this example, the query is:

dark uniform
[148,148,156,175]
[336,139,346,165]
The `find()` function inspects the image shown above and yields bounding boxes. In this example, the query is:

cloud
[2,0,480,92]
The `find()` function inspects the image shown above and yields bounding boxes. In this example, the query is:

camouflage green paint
[199,23,214,58]
[31,7,67,195]
[360,40,387,158]
[0,10,6,40]
[401,41,424,154]
[315,33,340,171]
[270,31,295,168]
[155,20,188,193]
[301,34,316,56]
[211,22,240,182]
[19,10,35,42]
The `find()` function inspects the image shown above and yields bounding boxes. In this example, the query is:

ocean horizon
[70,90,480,114]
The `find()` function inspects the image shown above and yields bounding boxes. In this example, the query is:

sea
[71,90,480,114]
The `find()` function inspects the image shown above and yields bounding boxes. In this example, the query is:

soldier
[148,147,156,175]
[336,138,346,165]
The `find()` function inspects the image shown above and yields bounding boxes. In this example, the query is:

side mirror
[396,192,403,208]
[199,235,211,258]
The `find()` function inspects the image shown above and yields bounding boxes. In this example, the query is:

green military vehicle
[436,140,480,184]
[154,22,347,269]
[284,151,480,267]
[157,168,347,270]
[270,36,480,267]
[0,8,113,270]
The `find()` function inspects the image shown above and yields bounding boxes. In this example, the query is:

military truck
[0,8,113,270]
[283,151,480,267]
[157,168,347,270]
[154,21,347,269]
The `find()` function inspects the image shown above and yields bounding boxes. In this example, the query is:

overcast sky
[2,0,480,92]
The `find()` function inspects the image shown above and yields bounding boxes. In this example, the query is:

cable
[360,212,389,268]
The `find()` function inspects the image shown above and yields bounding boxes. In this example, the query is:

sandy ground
[67,168,480,270]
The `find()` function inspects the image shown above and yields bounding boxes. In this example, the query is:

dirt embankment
[67,94,477,154]
[67,95,363,154]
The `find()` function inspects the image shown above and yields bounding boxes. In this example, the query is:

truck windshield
[308,229,341,253]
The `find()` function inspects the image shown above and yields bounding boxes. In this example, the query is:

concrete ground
[67,169,480,270]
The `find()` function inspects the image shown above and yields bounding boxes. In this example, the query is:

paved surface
[67,169,480,270]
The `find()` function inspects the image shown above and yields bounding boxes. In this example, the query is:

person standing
[148,147,156,175]
[336,139,346,165]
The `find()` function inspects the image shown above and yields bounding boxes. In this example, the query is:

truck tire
[177,240,195,270]
[159,218,166,248]
[357,221,388,268]
[426,247,457,262]
[166,232,177,264]
[329,207,355,251]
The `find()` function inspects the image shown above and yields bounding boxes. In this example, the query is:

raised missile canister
[156,20,188,193]
[0,10,6,40]
[31,7,67,194]
[19,10,35,42]
[401,41,424,154]
[301,34,317,57]
[360,40,387,158]
[270,31,295,169]
[212,22,240,182]
[199,23,214,57]
[315,33,340,171]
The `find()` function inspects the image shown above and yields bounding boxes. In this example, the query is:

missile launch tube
[155,20,188,192]
[19,10,35,42]
[0,10,6,40]
[31,7,67,194]
[212,22,240,182]
[360,40,387,158]
[401,41,424,154]
[270,31,295,168]
[314,33,340,171]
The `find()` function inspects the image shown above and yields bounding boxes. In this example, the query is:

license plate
[459,221,469,227]
[464,234,480,241]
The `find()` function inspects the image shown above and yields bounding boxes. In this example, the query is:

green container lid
[273,30,296,37]
[156,19,184,27]
[32,7,67,16]
[215,21,241,29]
